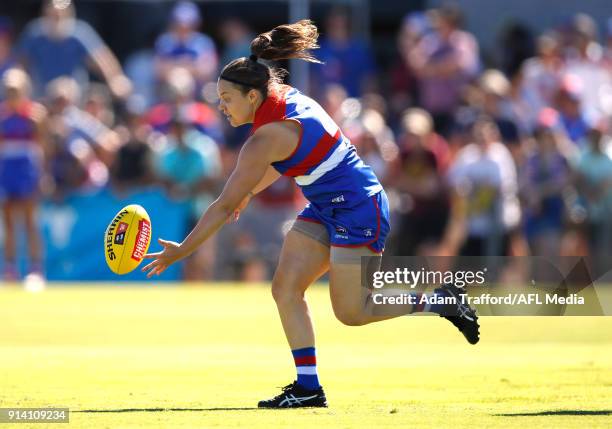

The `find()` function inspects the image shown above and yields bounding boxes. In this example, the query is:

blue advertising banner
[38,187,190,281]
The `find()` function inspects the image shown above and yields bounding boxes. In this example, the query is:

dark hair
[220,19,321,96]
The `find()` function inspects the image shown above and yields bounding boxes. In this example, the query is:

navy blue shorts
[297,190,390,253]
[0,157,40,200]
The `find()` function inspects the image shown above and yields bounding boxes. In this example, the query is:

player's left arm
[252,165,282,195]
[228,165,281,223]
[142,122,296,277]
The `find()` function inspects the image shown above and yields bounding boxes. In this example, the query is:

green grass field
[1,284,611,429]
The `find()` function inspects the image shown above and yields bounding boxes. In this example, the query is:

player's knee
[333,308,367,326]
[270,282,284,304]
[271,277,303,306]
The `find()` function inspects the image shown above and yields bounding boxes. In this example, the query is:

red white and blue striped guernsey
[251,84,383,206]
[0,101,43,199]
[250,84,390,253]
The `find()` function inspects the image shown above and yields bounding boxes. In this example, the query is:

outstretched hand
[142,238,186,278]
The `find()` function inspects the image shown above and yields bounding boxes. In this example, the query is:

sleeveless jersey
[0,101,40,160]
[251,85,382,208]
[0,101,42,198]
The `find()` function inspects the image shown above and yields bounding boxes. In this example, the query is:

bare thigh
[272,229,330,298]
[329,247,382,325]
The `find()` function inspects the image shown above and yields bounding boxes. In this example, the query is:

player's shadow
[496,410,611,416]
[75,407,259,413]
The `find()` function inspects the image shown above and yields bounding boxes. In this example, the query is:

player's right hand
[142,238,185,278]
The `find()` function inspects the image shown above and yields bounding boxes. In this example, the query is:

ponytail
[220,20,321,95]
[250,19,321,63]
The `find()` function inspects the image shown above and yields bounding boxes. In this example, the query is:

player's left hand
[228,193,252,223]
[142,238,185,278]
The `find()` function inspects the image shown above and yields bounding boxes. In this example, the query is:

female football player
[0,68,46,282]
[143,20,479,408]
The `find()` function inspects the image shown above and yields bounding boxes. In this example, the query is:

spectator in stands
[349,108,398,182]
[0,18,15,81]
[352,129,388,183]
[401,107,452,173]
[111,135,154,192]
[154,112,221,280]
[219,18,253,70]
[83,83,115,128]
[0,69,47,281]
[605,17,612,71]
[148,67,223,144]
[440,116,521,257]
[575,125,612,264]
[391,108,450,256]
[478,69,525,166]
[45,76,119,196]
[154,1,218,89]
[389,12,430,120]
[479,69,522,147]
[554,74,592,146]
[520,119,571,256]
[110,119,155,194]
[497,21,534,78]
[312,7,376,98]
[124,49,157,110]
[520,32,565,119]
[409,3,479,137]
[564,13,612,122]
[17,0,131,99]
[320,84,348,125]
[446,105,478,158]
[506,69,539,135]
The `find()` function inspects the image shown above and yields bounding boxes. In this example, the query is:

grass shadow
[75,407,259,413]
[496,410,611,416]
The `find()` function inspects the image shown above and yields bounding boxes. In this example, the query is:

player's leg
[271,227,329,349]
[327,192,479,343]
[1,199,19,280]
[259,220,330,408]
[272,230,329,349]
[22,197,43,275]
[327,192,411,324]
[329,247,410,325]
[328,246,456,325]
[329,249,459,325]
[328,249,479,344]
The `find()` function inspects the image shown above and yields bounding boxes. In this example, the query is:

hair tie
[249,54,258,63]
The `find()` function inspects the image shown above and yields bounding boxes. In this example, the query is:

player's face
[217,79,260,127]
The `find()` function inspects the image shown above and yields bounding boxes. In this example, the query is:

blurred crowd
[2,0,612,282]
